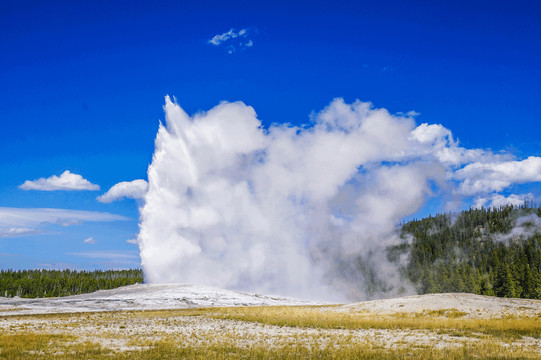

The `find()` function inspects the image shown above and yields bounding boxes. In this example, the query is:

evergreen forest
[397,204,541,299]
[0,269,143,298]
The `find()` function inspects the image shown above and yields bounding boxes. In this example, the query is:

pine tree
[495,264,518,298]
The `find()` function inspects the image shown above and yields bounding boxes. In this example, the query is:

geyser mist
[136,96,507,301]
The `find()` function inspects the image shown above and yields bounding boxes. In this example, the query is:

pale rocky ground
[339,292,541,319]
[0,284,318,316]
[1,285,539,319]
[0,285,540,354]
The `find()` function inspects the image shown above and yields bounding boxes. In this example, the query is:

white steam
[136,97,541,301]
[491,214,541,244]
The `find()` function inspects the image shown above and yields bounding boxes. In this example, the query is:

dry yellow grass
[177,305,541,339]
[1,305,540,359]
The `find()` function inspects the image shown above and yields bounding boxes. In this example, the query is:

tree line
[0,269,143,298]
[397,204,541,299]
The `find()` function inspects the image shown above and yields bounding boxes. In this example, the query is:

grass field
[1,305,540,359]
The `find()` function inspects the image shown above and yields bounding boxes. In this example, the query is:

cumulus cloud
[83,237,96,244]
[0,207,127,238]
[136,96,541,301]
[455,156,541,195]
[20,170,100,191]
[97,179,148,203]
[208,28,255,54]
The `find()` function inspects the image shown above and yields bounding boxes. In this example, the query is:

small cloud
[208,28,255,54]
[20,170,100,191]
[0,207,128,238]
[126,238,138,245]
[473,193,533,209]
[396,110,420,117]
[406,110,420,117]
[83,237,96,244]
[208,28,240,46]
[0,227,43,238]
[97,179,148,203]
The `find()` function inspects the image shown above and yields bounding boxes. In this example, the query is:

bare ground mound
[339,292,541,318]
[1,285,540,318]
[0,284,318,316]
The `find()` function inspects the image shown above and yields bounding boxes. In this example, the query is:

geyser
[136,96,534,301]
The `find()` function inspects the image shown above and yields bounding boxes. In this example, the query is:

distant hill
[395,204,541,299]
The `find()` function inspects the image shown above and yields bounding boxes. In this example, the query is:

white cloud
[0,207,128,238]
[126,238,138,245]
[208,28,242,45]
[20,170,100,191]
[83,237,96,244]
[473,193,533,209]
[455,156,541,195]
[208,28,254,54]
[0,227,43,238]
[97,179,148,203]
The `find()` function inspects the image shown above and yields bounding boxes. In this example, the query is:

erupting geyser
[135,96,525,301]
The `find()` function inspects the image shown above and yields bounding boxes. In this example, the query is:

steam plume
[136,96,541,301]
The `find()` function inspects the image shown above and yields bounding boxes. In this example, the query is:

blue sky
[1,0,540,270]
